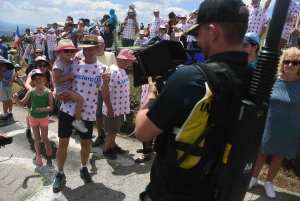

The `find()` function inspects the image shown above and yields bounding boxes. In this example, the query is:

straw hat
[78,35,100,48]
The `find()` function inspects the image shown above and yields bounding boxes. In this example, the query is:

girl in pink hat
[52,39,88,133]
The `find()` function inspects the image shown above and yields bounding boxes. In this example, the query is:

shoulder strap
[175,62,242,167]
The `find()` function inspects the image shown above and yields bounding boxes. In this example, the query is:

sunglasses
[36,52,43,54]
[38,64,48,68]
[63,49,76,53]
[283,60,300,66]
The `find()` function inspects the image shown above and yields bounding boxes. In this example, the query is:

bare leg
[252,152,268,178]
[65,90,83,121]
[8,100,13,112]
[80,139,91,166]
[104,132,117,152]
[266,155,284,182]
[32,126,41,156]
[57,138,70,172]
[2,100,8,114]
[96,116,104,137]
[40,126,50,148]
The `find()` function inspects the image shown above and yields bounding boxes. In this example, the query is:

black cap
[84,18,90,22]
[65,22,73,27]
[186,0,248,36]
[100,14,110,22]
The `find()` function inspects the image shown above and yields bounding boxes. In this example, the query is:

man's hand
[147,76,158,97]
[101,67,111,84]
[106,107,114,118]
[12,93,18,99]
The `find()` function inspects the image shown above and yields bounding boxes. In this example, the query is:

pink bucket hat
[117,49,136,61]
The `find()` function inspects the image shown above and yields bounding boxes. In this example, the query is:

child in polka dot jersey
[52,39,88,133]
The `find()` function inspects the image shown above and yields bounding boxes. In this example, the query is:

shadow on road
[61,182,126,201]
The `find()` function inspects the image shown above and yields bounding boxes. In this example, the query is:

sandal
[45,145,53,157]
[135,154,151,164]
[36,155,44,166]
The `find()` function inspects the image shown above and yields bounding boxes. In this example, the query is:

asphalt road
[0,103,299,201]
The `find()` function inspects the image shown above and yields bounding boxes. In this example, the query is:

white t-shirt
[246,5,268,35]
[35,33,45,50]
[102,64,130,117]
[46,33,58,50]
[282,1,300,41]
[176,23,189,33]
[161,34,170,40]
[149,17,166,38]
[123,19,137,40]
[60,60,106,121]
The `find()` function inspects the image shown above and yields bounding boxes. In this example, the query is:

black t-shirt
[146,51,250,200]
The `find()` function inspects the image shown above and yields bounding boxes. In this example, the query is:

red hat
[55,39,79,53]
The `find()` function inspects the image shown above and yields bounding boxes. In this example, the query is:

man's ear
[209,24,220,43]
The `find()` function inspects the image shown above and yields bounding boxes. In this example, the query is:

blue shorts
[48,50,55,60]
[96,91,103,118]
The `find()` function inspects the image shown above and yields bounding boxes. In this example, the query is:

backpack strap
[175,62,242,167]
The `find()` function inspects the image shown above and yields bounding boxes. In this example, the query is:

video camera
[133,40,202,88]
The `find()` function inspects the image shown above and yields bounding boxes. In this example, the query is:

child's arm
[53,69,74,84]
[12,90,31,106]
[35,91,54,113]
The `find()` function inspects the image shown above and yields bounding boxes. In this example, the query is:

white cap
[153,8,159,12]
[159,25,166,29]
[175,33,180,37]
[139,30,145,35]
[49,28,55,33]
[181,14,187,18]
[176,13,182,18]
[129,3,135,9]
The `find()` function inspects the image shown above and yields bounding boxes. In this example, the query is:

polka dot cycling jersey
[60,60,106,121]
[102,64,130,116]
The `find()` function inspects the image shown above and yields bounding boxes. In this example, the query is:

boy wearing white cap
[135,30,148,46]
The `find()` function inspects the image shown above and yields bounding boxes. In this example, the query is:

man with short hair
[92,36,117,147]
[135,30,148,46]
[149,8,167,38]
[135,0,251,200]
[246,0,272,38]
[52,35,108,193]
[46,28,57,64]
[242,32,260,69]
[84,19,90,34]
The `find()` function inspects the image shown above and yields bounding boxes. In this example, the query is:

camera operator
[135,0,251,200]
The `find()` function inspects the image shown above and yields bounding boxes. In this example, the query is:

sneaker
[80,167,92,183]
[113,145,126,154]
[53,173,66,193]
[26,129,32,139]
[36,155,44,166]
[45,145,53,157]
[135,154,151,164]
[72,120,88,133]
[7,113,13,118]
[91,136,105,147]
[0,115,8,120]
[136,148,153,154]
[248,177,258,190]
[264,181,276,198]
[103,148,117,160]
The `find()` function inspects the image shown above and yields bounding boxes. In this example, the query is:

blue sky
[2,0,300,28]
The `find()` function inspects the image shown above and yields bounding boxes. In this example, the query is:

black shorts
[58,111,93,139]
